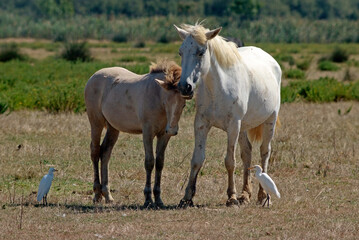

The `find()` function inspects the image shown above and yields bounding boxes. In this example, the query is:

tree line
[1,0,358,20]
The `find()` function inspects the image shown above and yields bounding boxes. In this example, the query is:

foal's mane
[180,23,241,68]
[150,60,182,90]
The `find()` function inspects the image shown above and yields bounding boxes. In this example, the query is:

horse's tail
[247,117,281,143]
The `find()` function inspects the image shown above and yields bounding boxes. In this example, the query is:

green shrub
[113,33,127,43]
[0,101,8,114]
[318,60,340,71]
[133,41,145,48]
[0,44,25,62]
[158,34,170,43]
[284,69,305,79]
[275,54,295,66]
[281,78,359,103]
[330,47,349,63]
[296,59,311,70]
[61,42,92,62]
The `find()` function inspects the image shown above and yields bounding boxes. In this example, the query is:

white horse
[174,23,281,207]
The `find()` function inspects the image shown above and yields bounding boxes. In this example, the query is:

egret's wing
[37,174,54,201]
[259,173,281,198]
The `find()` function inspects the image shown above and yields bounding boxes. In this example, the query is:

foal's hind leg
[89,117,105,203]
[100,123,119,203]
[237,132,252,205]
[153,134,171,208]
[257,113,278,204]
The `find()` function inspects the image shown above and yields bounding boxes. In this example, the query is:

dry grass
[0,102,359,239]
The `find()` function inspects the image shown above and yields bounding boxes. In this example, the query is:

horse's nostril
[186,84,192,92]
[165,130,168,134]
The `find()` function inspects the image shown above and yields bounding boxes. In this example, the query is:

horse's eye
[198,51,205,57]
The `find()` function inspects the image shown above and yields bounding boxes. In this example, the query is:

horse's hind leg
[257,113,278,204]
[153,134,171,208]
[100,123,119,203]
[237,131,252,205]
[89,115,105,203]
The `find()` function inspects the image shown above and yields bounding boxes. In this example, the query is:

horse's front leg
[179,117,210,208]
[142,130,155,208]
[238,131,252,205]
[153,134,171,208]
[100,124,119,203]
[225,120,241,207]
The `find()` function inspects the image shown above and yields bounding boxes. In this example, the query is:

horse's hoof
[237,195,250,205]
[178,199,194,209]
[226,198,239,207]
[103,193,114,204]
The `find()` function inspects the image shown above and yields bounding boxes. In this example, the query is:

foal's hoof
[178,199,194,209]
[154,200,165,210]
[93,194,103,203]
[226,197,239,207]
[143,199,154,209]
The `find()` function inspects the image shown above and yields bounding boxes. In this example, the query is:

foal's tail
[247,117,281,143]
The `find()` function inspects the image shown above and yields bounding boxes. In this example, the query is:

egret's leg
[179,117,211,208]
[262,194,269,207]
[153,134,171,208]
[225,120,241,207]
[44,194,48,205]
[100,123,119,203]
[267,194,271,207]
[258,113,278,204]
[142,128,155,208]
[89,118,105,203]
[238,132,252,205]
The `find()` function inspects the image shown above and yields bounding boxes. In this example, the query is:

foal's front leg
[179,117,210,208]
[153,134,171,208]
[142,130,155,208]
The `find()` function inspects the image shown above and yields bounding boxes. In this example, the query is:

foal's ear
[205,27,222,40]
[174,24,189,40]
[155,79,169,91]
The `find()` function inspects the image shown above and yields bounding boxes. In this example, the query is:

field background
[1,0,359,239]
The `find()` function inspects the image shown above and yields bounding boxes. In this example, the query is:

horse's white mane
[180,23,241,68]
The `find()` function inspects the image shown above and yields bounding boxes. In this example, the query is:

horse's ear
[174,24,189,40]
[155,79,169,91]
[206,27,222,40]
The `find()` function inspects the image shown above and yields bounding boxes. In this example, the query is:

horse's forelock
[180,22,241,68]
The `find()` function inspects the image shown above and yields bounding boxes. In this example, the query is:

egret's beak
[54,169,58,172]
[248,167,254,170]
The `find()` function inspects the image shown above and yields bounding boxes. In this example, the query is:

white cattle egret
[37,167,57,205]
[249,165,280,207]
